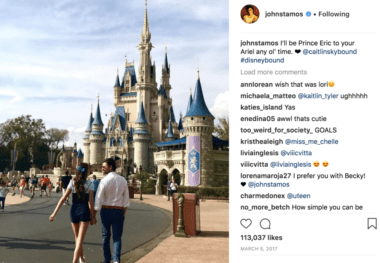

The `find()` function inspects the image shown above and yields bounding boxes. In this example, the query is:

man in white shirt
[94,158,129,263]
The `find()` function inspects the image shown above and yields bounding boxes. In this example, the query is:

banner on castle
[188,136,200,186]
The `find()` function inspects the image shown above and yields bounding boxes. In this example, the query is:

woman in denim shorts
[49,163,95,263]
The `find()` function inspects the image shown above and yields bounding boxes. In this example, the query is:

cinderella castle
[81,1,229,188]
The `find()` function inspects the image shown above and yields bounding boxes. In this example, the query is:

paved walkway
[3,192,31,206]
[123,195,229,263]
[5,191,229,263]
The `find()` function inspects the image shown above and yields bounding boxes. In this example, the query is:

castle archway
[172,168,181,185]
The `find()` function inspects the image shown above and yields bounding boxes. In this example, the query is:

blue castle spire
[167,106,176,123]
[165,121,175,138]
[158,84,164,95]
[164,48,170,73]
[184,72,214,119]
[135,102,148,124]
[114,69,120,87]
[85,112,94,132]
[92,100,104,125]
[77,148,84,158]
[178,117,183,131]
[185,89,193,116]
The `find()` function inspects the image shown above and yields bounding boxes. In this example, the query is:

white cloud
[10,96,24,102]
[210,90,229,119]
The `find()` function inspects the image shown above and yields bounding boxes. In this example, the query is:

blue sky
[0,0,229,150]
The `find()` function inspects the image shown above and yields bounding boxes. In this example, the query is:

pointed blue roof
[164,52,170,73]
[185,93,193,115]
[92,101,104,125]
[122,65,137,88]
[158,85,168,99]
[135,102,148,124]
[184,77,214,119]
[165,121,175,138]
[62,145,66,152]
[111,106,126,131]
[85,112,94,132]
[158,85,165,95]
[114,73,120,87]
[178,117,183,131]
[73,149,78,154]
[77,149,84,158]
[167,106,176,123]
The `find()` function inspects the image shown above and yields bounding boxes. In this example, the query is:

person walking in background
[25,174,30,190]
[30,175,38,198]
[11,176,18,196]
[40,175,45,197]
[94,158,129,263]
[56,176,62,193]
[167,177,172,201]
[45,175,51,188]
[49,163,95,263]
[90,174,99,202]
[170,178,179,197]
[0,181,9,210]
[19,175,26,198]
[61,170,72,205]
[47,182,53,201]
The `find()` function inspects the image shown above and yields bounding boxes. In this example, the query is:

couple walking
[49,158,130,263]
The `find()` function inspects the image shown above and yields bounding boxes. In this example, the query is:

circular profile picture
[241,5,260,24]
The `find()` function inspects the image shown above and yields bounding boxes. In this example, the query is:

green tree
[0,115,68,171]
[134,171,151,200]
[45,128,69,150]
[213,116,229,141]
[0,115,46,171]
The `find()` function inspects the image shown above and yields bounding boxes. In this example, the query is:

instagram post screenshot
[1,0,379,262]
[230,1,379,263]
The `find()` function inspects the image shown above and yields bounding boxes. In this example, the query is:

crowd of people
[0,173,56,203]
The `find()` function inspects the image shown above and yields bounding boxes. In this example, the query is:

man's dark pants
[101,209,125,262]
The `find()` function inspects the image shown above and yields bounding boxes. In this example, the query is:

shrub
[144,179,156,194]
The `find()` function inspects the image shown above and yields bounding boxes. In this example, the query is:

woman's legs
[72,222,89,263]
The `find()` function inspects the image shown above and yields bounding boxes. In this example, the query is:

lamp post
[139,165,143,200]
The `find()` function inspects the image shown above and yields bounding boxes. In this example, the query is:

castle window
[191,117,193,120]
[126,113,130,121]
[203,117,205,121]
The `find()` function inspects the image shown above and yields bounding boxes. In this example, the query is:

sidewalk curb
[120,200,173,263]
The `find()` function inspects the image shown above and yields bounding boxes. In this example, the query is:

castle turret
[162,47,171,97]
[83,110,94,164]
[89,99,105,165]
[133,102,150,171]
[76,148,84,168]
[165,120,175,142]
[114,69,121,106]
[183,71,214,187]
[178,116,184,132]
[185,89,193,116]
